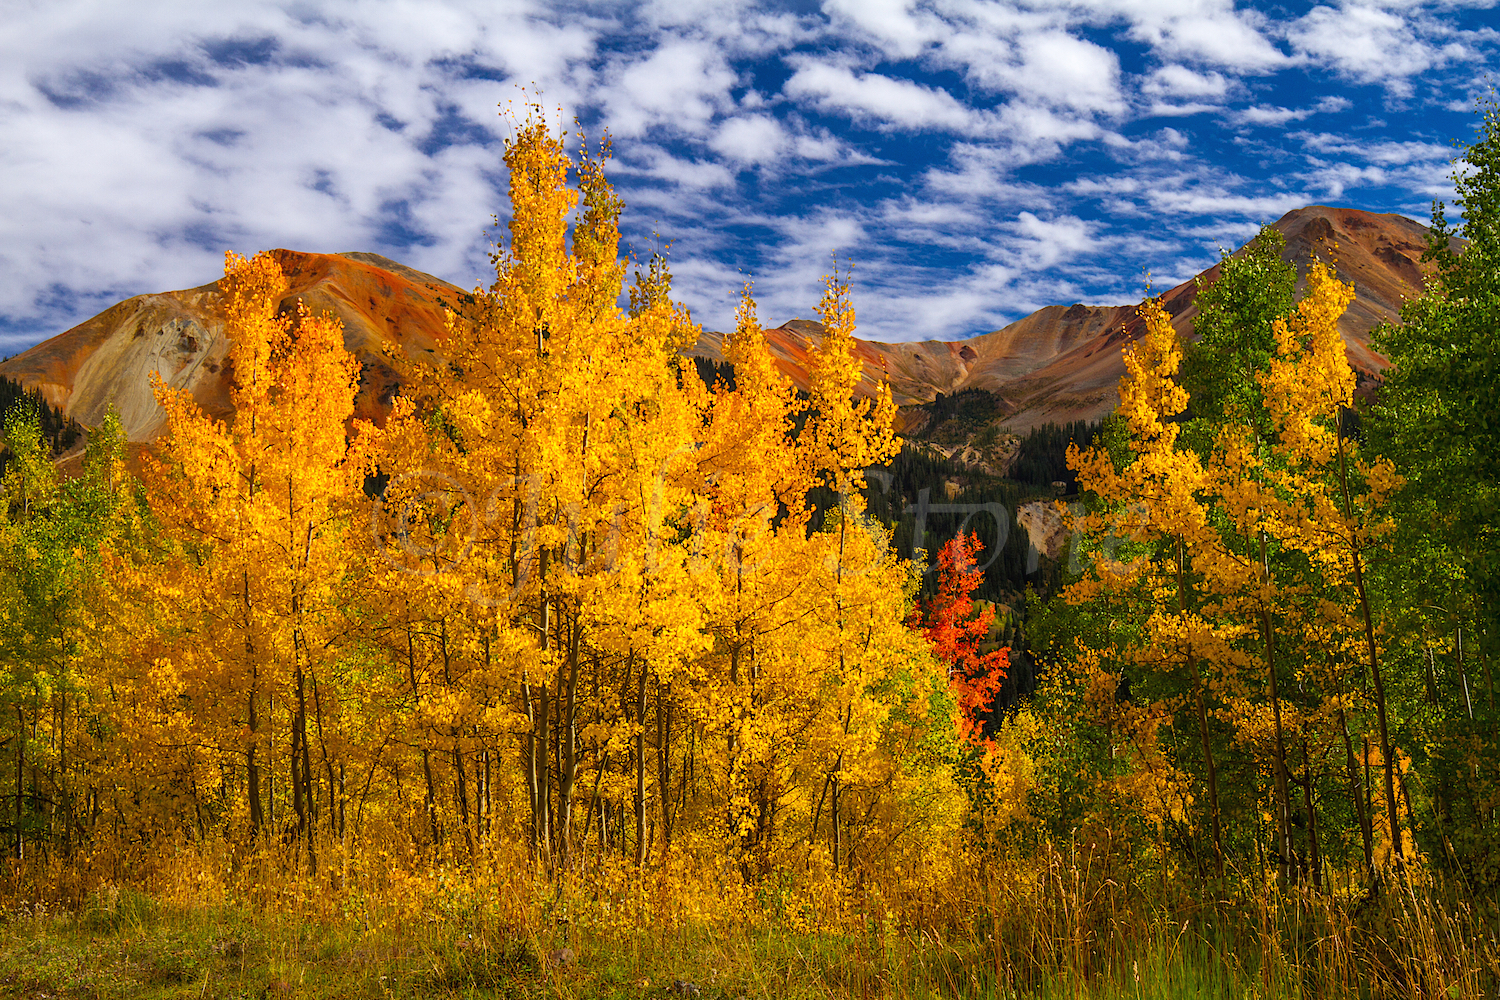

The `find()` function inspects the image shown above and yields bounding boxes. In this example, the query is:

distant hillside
[0,206,1453,443]
[0,375,84,479]
[691,206,1452,432]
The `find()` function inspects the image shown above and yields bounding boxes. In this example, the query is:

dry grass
[0,837,1494,999]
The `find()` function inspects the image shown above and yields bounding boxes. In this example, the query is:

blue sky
[1,0,1495,353]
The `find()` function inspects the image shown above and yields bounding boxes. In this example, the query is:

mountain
[0,206,1448,444]
[0,249,463,441]
[693,205,1445,433]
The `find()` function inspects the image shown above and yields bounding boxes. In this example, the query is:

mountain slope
[0,206,1447,442]
[695,206,1446,432]
[0,250,462,441]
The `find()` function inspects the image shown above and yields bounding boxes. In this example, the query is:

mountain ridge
[0,206,1449,443]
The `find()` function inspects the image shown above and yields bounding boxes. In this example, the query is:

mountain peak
[0,207,1448,441]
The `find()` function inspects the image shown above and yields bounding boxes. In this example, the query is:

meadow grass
[0,838,1493,999]
[0,876,1493,999]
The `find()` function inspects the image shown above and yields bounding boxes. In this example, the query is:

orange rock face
[0,250,463,441]
[0,206,1446,443]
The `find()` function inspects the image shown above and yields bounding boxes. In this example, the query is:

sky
[1,1,1495,354]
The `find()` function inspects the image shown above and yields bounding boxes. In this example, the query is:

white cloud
[1115,126,1192,161]
[1295,132,1453,165]
[708,114,864,167]
[0,0,606,346]
[783,60,980,133]
[922,144,1056,202]
[601,39,736,138]
[1289,3,1456,92]
[1142,64,1228,98]
[822,0,947,60]
[1305,162,1389,199]
[1237,105,1315,126]
[1147,187,1310,219]
[710,114,790,164]
[1147,101,1221,117]
[970,31,1125,114]
[1011,212,1095,270]
[1065,176,1143,197]
[0,0,1491,353]
[1103,0,1290,72]
[995,102,1103,161]
[615,146,737,189]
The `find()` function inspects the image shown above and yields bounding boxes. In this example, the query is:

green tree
[1182,225,1298,442]
[1369,96,1500,884]
[0,404,130,856]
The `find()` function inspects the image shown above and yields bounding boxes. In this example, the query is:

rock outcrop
[1017,501,1071,561]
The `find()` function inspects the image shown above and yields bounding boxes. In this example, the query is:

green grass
[0,892,1386,1000]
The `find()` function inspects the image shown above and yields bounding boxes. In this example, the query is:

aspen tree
[1066,298,1246,878]
[102,251,359,856]
[363,108,706,869]
[1257,263,1404,871]
[801,267,901,870]
[353,108,944,883]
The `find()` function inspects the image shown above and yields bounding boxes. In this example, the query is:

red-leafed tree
[910,531,1010,748]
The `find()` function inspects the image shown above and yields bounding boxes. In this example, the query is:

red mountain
[0,206,1446,443]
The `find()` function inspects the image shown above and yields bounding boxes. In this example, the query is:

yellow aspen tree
[362,107,707,870]
[1065,297,1255,879]
[682,286,817,869]
[799,266,902,871]
[101,251,359,858]
[1256,263,1404,871]
[356,108,947,888]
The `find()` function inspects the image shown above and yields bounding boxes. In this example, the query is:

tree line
[0,100,1495,912]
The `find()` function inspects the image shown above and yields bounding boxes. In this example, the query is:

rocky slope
[695,206,1447,433]
[0,206,1447,443]
[0,250,462,441]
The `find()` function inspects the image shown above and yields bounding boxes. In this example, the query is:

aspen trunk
[534,547,554,861]
[481,748,492,839]
[452,743,474,857]
[634,657,648,867]
[14,705,22,859]
[1336,430,1402,867]
[312,675,338,839]
[580,748,607,861]
[405,630,439,845]
[1178,537,1224,879]
[658,680,672,862]
[1259,533,1294,888]
[523,677,540,853]
[437,622,475,857]
[557,616,581,870]
[266,693,274,830]
[247,681,263,838]
[831,777,841,870]
[1337,691,1375,881]
[294,654,316,873]
[244,569,264,838]
[1301,739,1322,889]
[537,682,551,855]
[292,662,309,833]
[811,774,829,845]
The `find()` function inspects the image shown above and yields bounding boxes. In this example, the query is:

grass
[2,888,1488,999]
[0,839,1494,1000]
